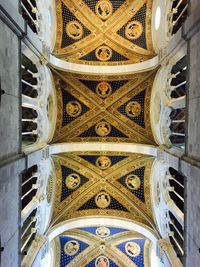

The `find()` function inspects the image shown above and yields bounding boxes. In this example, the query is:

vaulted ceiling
[53,0,155,65]
[50,69,157,144]
[50,152,155,228]
[53,227,151,267]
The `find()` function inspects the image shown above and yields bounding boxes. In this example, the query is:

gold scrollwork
[95,121,111,137]
[125,174,141,190]
[95,0,113,20]
[65,173,81,190]
[66,21,83,40]
[125,21,143,40]
[95,46,112,61]
[96,156,111,169]
[64,240,80,255]
[95,255,110,267]
[125,101,141,118]
[96,82,112,98]
[95,191,111,208]
[125,241,141,257]
[66,101,82,117]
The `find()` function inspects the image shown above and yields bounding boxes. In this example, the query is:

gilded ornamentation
[65,173,81,190]
[96,82,112,98]
[125,241,141,257]
[66,21,83,40]
[95,0,113,20]
[125,21,143,40]
[125,101,142,118]
[96,227,110,238]
[96,156,111,170]
[95,46,112,61]
[66,101,82,117]
[95,191,111,208]
[95,255,110,267]
[64,240,79,256]
[125,174,141,190]
[95,121,111,137]
[46,175,53,204]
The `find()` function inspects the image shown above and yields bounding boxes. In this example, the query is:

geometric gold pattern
[51,69,157,145]
[54,0,155,65]
[50,152,155,229]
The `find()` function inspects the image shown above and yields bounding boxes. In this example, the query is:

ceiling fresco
[54,0,155,65]
[53,227,151,266]
[50,152,155,228]
[51,69,157,144]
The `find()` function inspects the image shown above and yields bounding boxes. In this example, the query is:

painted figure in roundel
[95,46,112,61]
[125,241,141,257]
[65,173,81,190]
[96,0,113,20]
[64,240,80,256]
[125,101,141,118]
[95,192,111,208]
[66,101,82,117]
[95,255,110,267]
[96,227,110,238]
[96,82,112,98]
[95,121,111,137]
[125,174,141,190]
[96,156,111,169]
[125,21,143,40]
[66,21,83,40]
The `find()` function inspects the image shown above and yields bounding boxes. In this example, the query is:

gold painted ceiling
[53,228,151,266]
[50,69,157,144]
[54,0,155,65]
[50,152,155,229]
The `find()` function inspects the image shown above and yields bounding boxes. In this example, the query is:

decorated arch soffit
[53,227,151,267]
[50,152,155,228]
[53,0,155,66]
[50,69,157,144]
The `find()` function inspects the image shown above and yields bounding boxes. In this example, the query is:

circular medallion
[64,240,79,256]
[66,101,82,117]
[125,21,143,40]
[95,255,110,267]
[96,156,111,170]
[66,21,83,40]
[96,0,113,20]
[96,227,110,238]
[95,46,112,61]
[125,241,141,257]
[125,174,141,190]
[65,173,81,190]
[125,101,141,118]
[95,191,111,208]
[95,121,111,137]
[96,82,112,98]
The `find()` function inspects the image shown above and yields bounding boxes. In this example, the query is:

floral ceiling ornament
[125,241,141,257]
[125,21,143,40]
[95,46,112,61]
[66,101,82,117]
[66,21,83,40]
[96,156,111,169]
[96,82,112,98]
[64,240,80,256]
[125,101,142,118]
[125,174,141,190]
[96,0,113,20]
[95,191,111,208]
[65,173,81,190]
